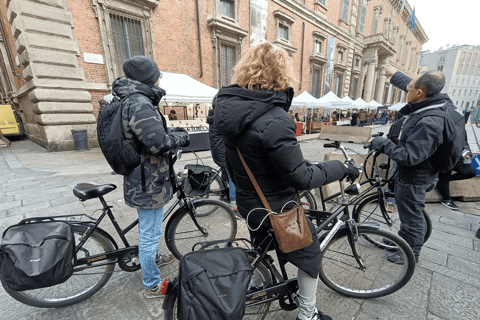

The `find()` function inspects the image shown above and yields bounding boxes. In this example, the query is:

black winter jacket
[371,72,450,184]
[206,109,226,168]
[214,84,346,277]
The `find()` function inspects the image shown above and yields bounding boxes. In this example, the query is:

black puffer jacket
[206,109,226,168]
[214,84,346,277]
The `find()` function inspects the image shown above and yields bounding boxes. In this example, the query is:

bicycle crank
[278,279,299,311]
[118,248,141,272]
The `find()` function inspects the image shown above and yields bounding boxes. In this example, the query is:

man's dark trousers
[394,175,437,255]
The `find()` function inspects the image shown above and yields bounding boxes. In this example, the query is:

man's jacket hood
[113,76,165,106]
[214,84,294,138]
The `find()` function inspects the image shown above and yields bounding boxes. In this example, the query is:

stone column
[375,57,389,103]
[363,59,377,102]
[386,84,393,104]
[400,91,406,103]
[7,0,108,151]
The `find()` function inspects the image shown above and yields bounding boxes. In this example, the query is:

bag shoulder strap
[237,148,272,211]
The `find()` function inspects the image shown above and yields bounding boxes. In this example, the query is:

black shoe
[386,252,419,265]
[296,308,332,320]
[441,200,459,210]
[476,228,480,240]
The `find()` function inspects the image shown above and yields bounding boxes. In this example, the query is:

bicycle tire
[319,225,415,299]
[300,190,317,210]
[208,173,229,202]
[1,225,115,308]
[354,193,432,245]
[163,258,273,320]
[165,199,237,260]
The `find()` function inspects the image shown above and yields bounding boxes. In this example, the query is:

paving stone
[420,247,448,266]
[447,255,480,279]
[428,272,480,320]
[426,312,443,320]
[420,260,480,288]
[19,192,65,205]
[474,239,480,251]
[0,200,22,212]
[49,195,79,206]
[424,237,480,263]
[6,201,51,216]
[0,196,14,203]
[429,229,475,249]
[431,221,477,240]
[439,216,471,230]
[353,311,379,320]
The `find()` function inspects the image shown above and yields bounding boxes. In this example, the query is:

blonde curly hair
[232,42,296,92]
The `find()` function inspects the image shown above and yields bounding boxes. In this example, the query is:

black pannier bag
[0,220,75,291]
[183,164,213,197]
[178,247,253,320]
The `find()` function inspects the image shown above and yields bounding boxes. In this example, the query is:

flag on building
[409,6,416,31]
[399,0,406,19]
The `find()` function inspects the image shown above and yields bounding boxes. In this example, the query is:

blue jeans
[394,176,437,255]
[381,117,387,125]
[225,169,236,203]
[138,207,164,289]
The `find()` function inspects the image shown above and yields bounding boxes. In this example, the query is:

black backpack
[183,164,213,197]
[0,219,75,291]
[97,93,143,176]
[401,102,465,174]
[177,247,253,320]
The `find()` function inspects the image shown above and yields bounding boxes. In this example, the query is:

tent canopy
[354,97,369,108]
[291,91,326,108]
[389,102,406,111]
[368,100,383,107]
[160,72,218,103]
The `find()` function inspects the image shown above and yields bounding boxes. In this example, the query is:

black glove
[343,160,360,183]
[370,136,387,152]
[167,127,188,134]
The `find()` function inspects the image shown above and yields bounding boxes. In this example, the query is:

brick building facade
[0,0,428,150]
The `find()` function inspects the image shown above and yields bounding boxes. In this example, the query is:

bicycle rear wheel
[319,225,415,299]
[1,225,115,308]
[354,193,432,246]
[165,199,237,260]
[300,190,317,210]
[208,173,229,202]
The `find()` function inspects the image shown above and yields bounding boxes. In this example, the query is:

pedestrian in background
[350,109,358,126]
[168,110,178,120]
[358,109,367,126]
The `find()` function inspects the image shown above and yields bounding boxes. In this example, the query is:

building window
[92,0,157,84]
[456,101,458,106]
[437,65,444,71]
[357,2,367,33]
[311,68,322,98]
[350,77,359,99]
[461,101,464,108]
[315,41,322,54]
[439,55,445,63]
[355,58,360,68]
[372,17,379,34]
[457,64,464,75]
[340,0,350,22]
[464,90,467,96]
[466,102,470,108]
[470,90,473,96]
[317,0,327,5]
[459,89,462,96]
[279,25,289,40]
[462,77,465,84]
[220,44,236,87]
[219,0,234,18]
[337,51,344,64]
[452,89,456,95]
[110,14,145,77]
[467,78,471,85]
[273,10,297,56]
[334,73,343,96]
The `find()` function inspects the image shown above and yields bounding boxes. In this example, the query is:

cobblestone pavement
[1,125,480,320]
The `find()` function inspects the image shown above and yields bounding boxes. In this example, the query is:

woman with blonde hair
[214,42,358,320]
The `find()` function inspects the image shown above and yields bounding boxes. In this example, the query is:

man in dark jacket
[350,110,358,126]
[370,66,453,264]
[114,56,190,298]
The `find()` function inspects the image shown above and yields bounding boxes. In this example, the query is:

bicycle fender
[162,279,178,310]
[72,223,120,250]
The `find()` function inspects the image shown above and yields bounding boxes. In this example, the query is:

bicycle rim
[300,190,317,210]
[243,259,273,320]
[355,194,431,246]
[2,226,115,308]
[319,226,415,299]
[166,200,237,260]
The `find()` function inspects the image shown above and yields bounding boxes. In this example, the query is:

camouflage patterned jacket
[113,77,189,210]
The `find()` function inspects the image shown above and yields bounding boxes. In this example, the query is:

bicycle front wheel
[319,226,415,299]
[354,193,432,245]
[165,199,237,260]
[1,225,115,308]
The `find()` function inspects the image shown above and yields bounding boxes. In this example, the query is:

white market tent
[388,102,406,111]
[160,72,218,103]
[354,97,369,108]
[291,91,325,108]
[104,72,219,104]
[368,100,383,108]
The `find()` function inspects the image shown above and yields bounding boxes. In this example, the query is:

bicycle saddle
[73,183,117,200]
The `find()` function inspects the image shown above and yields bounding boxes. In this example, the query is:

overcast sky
[412,0,480,52]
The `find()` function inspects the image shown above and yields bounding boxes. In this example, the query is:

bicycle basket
[183,164,213,197]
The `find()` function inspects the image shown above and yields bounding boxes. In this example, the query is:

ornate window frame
[356,0,368,36]
[273,10,297,56]
[312,31,327,56]
[92,0,158,86]
[340,0,350,24]
[372,5,383,35]
[336,43,348,66]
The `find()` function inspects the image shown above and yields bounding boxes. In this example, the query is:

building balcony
[364,33,396,57]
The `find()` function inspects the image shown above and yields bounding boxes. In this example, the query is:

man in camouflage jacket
[112,56,189,298]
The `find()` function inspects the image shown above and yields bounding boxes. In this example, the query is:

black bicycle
[163,143,417,320]
[0,150,237,308]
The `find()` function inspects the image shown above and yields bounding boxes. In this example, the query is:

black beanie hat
[122,56,161,87]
